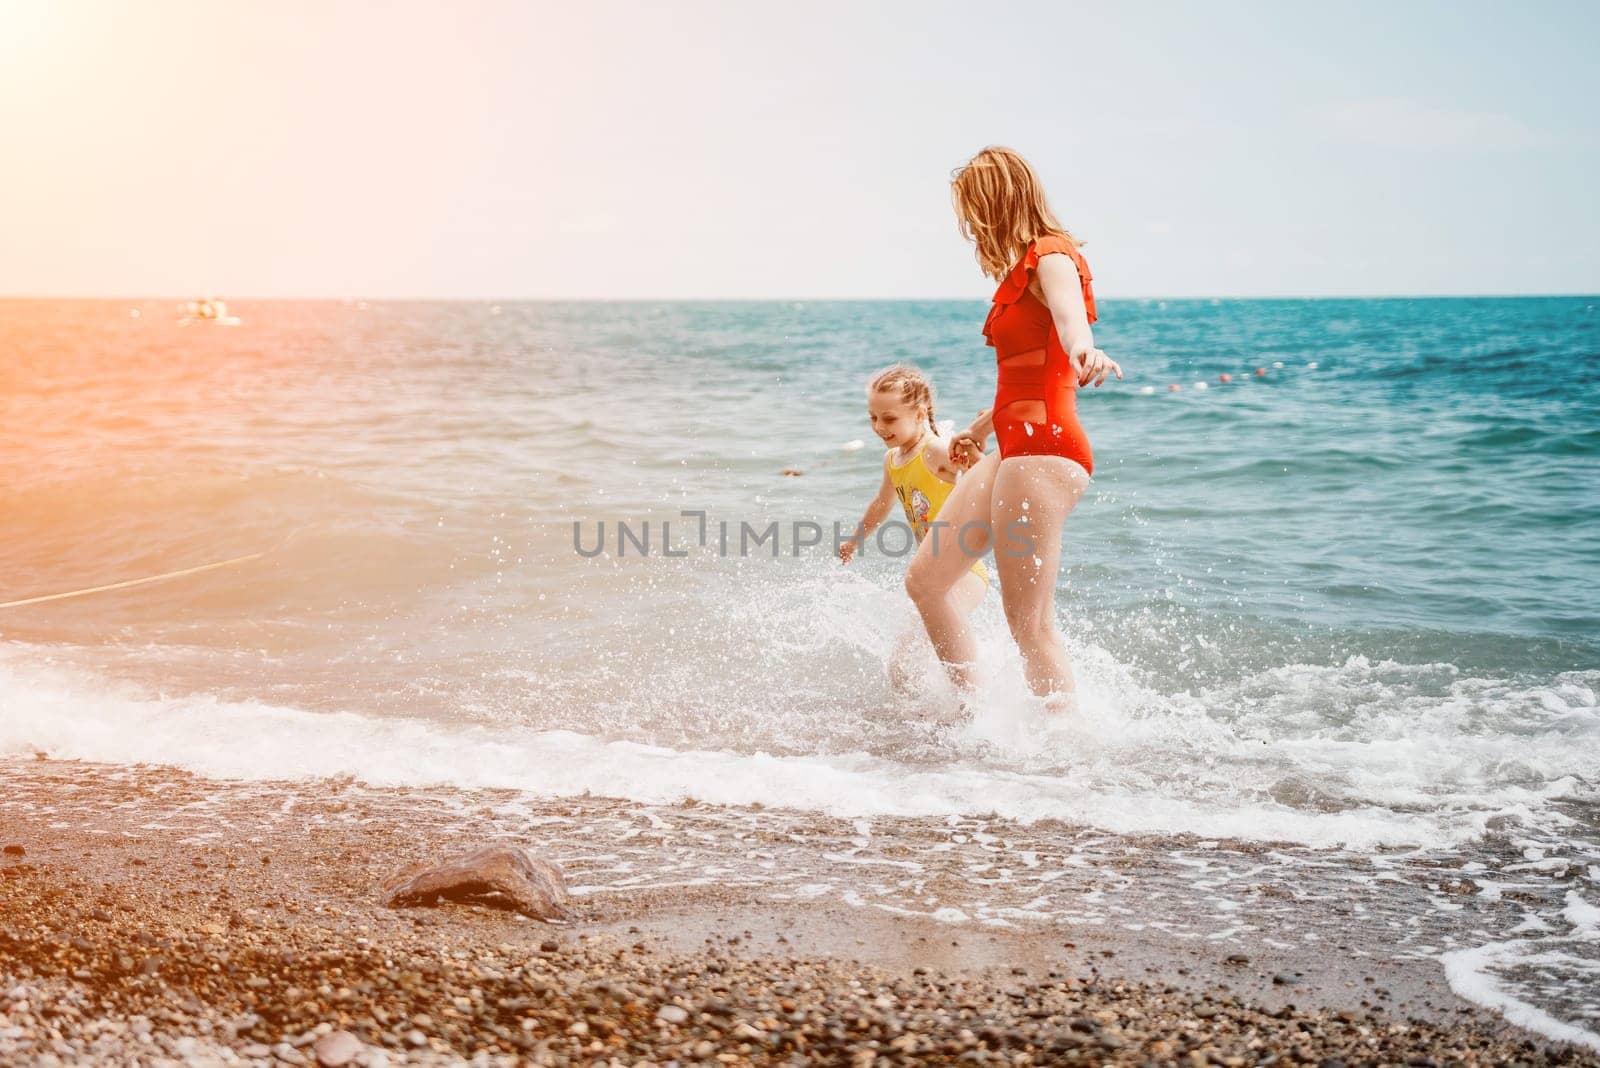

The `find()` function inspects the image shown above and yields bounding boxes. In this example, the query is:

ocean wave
[2,641,1593,853]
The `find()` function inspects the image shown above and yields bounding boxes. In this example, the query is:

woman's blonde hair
[950,145,1079,281]
[867,364,935,423]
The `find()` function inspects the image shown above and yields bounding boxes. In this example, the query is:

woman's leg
[904,450,1000,690]
[990,455,1090,709]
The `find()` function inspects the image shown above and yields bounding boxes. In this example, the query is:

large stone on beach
[382,845,569,921]
[312,1029,364,1067]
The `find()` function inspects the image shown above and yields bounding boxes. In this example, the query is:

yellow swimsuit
[887,438,990,587]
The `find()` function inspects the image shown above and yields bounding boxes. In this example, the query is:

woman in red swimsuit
[905,146,1121,712]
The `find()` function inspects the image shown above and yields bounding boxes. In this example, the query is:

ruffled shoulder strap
[988,234,1097,323]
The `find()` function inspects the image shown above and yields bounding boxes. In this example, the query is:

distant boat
[178,297,241,326]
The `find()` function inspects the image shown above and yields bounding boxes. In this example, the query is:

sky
[1,0,1596,299]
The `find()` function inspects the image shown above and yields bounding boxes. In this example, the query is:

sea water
[1,297,1596,1043]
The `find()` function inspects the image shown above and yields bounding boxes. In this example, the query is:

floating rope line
[0,548,269,610]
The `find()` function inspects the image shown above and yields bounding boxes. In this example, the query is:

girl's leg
[887,628,922,694]
[904,449,1000,690]
[990,456,1090,709]
[889,568,986,694]
[950,568,988,618]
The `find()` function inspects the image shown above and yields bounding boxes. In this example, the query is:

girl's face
[867,389,926,450]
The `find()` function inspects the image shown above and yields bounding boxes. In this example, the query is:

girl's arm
[1035,255,1122,387]
[840,461,897,563]
[924,434,960,483]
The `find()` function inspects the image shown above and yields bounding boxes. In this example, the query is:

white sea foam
[1443,940,1600,1053]
[1,645,1594,852]
[1564,892,1600,937]
[1441,886,1600,1052]
[0,663,1410,846]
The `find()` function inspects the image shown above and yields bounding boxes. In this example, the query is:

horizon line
[2,291,1597,303]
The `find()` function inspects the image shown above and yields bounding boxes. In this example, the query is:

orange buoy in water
[1167,383,1183,392]
[1219,373,1233,383]
[1254,367,1267,377]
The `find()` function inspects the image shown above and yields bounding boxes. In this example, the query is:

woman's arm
[1035,255,1122,387]
[840,463,897,563]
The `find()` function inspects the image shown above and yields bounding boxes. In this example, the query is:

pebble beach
[2,757,1595,1067]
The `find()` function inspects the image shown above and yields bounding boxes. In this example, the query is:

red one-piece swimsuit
[981,234,1097,475]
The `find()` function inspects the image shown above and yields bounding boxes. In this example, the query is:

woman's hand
[1071,347,1123,388]
[949,429,985,470]
[950,409,993,470]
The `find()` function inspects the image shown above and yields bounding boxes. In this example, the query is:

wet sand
[0,757,1594,1066]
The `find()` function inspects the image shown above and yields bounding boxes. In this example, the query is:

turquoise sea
[1,296,1596,1044]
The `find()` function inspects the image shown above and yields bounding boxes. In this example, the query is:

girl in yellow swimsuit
[839,365,989,692]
